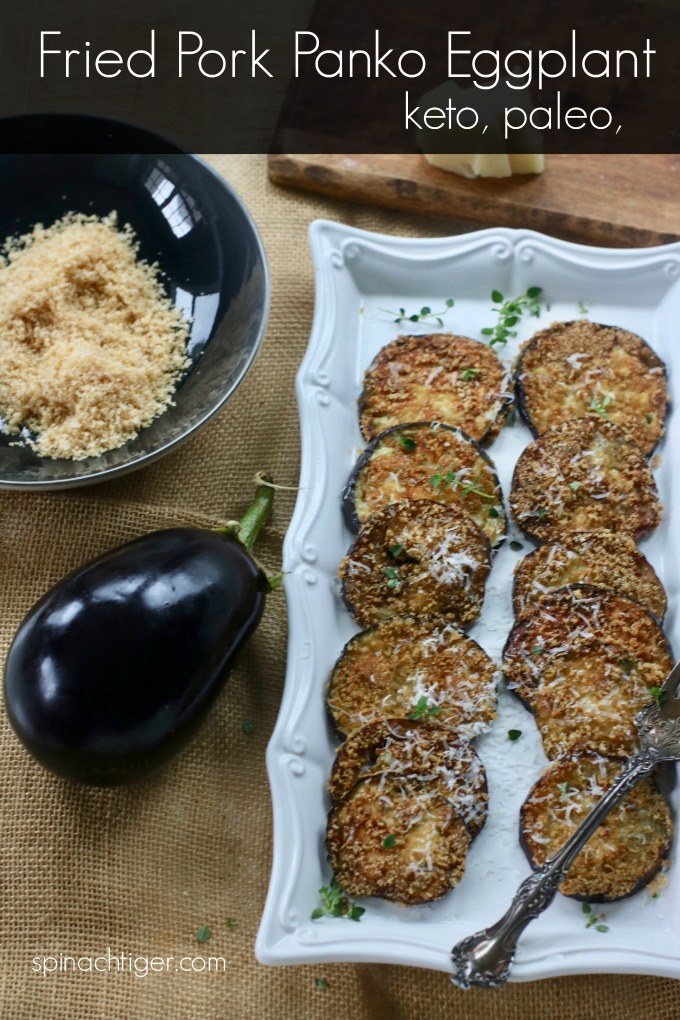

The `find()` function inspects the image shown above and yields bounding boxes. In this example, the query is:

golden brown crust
[360,333,512,444]
[502,585,672,708]
[534,642,667,758]
[346,422,506,547]
[326,616,497,740]
[509,418,661,541]
[516,320,668,455]
[327,718,489,836]
[339,500,491,629]
[513,530,666,620]
[326,776,471,905]
[520,755,672,901]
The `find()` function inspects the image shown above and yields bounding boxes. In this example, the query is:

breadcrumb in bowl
[0,126,269,488]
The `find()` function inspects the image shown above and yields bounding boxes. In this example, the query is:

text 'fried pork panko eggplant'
[343,421,506,548]
[326,776,471,905]
[512,530,666,620]
[339,499,491,629]
[502,584,672,709]
[359,333,512,444]
[520,755,672,902]
[328,718,489,837]
[509,418,661,542]
[533,642,668,759]
[326,616,497,740]
[515,320,668,455]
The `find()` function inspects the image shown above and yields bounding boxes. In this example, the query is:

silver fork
[451,658,680,989]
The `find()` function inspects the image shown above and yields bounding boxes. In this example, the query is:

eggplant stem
[219,474,274,554]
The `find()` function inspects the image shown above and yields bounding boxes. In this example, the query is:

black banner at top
[0,0,678,153]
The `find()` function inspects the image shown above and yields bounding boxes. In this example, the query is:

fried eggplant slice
[520,755,672,902]
[326,616,497,741]
[344,421,506,548]
[515,320,668,455]
[502,584,672,709]
[534,642,668,759]
[513,530,666,620]
[327,718,489,837]
[359,333,512,444]
[509,418,661,542]
[326,776,471,905]
[339,499,491,629]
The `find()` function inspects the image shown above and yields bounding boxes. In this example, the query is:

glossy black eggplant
[4,480,276,786]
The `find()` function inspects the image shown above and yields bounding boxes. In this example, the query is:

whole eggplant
[4,479,277,786]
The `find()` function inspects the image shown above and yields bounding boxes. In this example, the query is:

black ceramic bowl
[0,116,269,488]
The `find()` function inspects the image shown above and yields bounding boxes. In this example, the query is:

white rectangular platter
[256,221,680,981]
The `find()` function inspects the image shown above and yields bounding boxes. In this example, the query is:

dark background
[0,0,677,153]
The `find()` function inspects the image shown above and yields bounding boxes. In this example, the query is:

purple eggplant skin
[4,528,267,786]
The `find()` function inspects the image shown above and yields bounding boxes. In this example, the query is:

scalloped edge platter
[256,221,680,981]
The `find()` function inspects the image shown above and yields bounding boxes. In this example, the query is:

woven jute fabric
[1,154,679,1020]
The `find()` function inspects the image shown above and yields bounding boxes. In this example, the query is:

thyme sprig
[381,298,454,327]
[582,902,609,932]
[311,879,365,922]
[408,696,442,721]
[589,393,613,419]
[481,287,542,346]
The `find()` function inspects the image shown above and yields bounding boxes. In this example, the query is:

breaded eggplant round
[534,642,668,759]
[326,776,471,905]
[513,530,666,620]
[502,584,672,709]
[327,718,489,837]
[515,320,668,455]
[326,616,497,741]
[520,755,672,902]
[360,333,512,444]
[509,418,661,542]
[344,421,506,548]
[339,500,492,629]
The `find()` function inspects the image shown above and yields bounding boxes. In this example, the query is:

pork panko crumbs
[0,212,191,460]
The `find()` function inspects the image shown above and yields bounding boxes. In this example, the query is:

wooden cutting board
[268,153,680,248]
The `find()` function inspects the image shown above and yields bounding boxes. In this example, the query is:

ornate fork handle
[450,747,661,989]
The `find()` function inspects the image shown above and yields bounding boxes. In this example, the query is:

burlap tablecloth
[1,153,678,1020]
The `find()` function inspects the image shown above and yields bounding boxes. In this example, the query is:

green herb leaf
[488,507,500,518]
[509,540,523,551]
[588,393,613,419]
[242,719,255,734]
[408,696,442,721]
[349,905,366,922]
[558,782,571,796]
[385,566,400,589]
[398,435,417,452]
[461,367,481,381]
[532,645,545,655]
[536,507,548,518]
[568,481,581,491]
[195,925,211,943]
[578,300,589,314]
[649,686,667,707]
[383,834,397,849]
[508,729,522,741]
[389,544,404,558]
[225,917,237,929]
[315,978,329,991]
[491,289,504,304]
